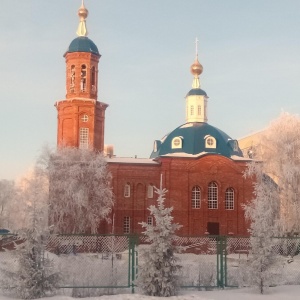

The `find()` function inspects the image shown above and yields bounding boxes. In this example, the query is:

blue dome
[65,37,100,56]
[186,88,207,97]
[150,122,243,159]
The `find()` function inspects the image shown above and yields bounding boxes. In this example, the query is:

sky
[1,0,300,180]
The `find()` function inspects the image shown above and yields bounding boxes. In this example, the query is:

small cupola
[185,39,208,123]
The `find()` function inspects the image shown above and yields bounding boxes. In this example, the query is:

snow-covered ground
[1,285,300,300]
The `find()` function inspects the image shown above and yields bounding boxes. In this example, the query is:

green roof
[186,88,207,97]
[150,122,243,159]
[65,37,100,56]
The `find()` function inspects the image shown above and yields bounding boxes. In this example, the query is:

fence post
[217,236,226,288]
[129,235,138,293]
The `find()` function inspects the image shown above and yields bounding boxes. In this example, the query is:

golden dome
[78,3,88,20]
[190,58,203,76]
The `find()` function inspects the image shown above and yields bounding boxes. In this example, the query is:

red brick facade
[107,156,253,236]
[56,51,108,151]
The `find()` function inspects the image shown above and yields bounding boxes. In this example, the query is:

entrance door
[207,222,220,235]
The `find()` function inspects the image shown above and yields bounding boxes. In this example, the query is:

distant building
[55,2,253,236]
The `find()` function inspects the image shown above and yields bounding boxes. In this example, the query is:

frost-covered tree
[137,181,182,297]
[1,167,61,299]
[46,147,114,234]
[244,162,280,294]
[0,179,17,229]
[249,113,300,235]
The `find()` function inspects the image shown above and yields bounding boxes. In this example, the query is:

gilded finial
[76,0,89,37]
[190,38,203,88]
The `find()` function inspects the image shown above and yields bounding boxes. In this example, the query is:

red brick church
[55,2,253,236]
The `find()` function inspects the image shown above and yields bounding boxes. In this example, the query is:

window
[172,137,182,149]
[198,105,201,115]
[191,186,201,209]
[124,183,130,198]
[81,114,88,122]
[208,182,218,209]
[147,184,154,198]
[190,105,194,116]
[91,66,96,92]
[147,216,153,226]
[80,64,87,92]
[225,188,234,210]
[205,136,216,149]
[79,127,89,149]
[123,217,130,234]
[70,65,75,92]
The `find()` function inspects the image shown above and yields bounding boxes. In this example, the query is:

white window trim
[205,135,216,149]
[225,188,234,210]
[172,136,183,149]
[191,186,201,209]
[208,182,218,209]
[79,127,89,149]
[124,183,130,198]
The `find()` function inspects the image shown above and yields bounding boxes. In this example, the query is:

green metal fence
[1,234,300,295]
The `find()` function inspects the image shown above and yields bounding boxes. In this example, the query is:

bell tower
[55,1,108,151]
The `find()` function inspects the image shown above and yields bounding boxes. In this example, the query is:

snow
[106,157,159,164]
[1,285,300,300]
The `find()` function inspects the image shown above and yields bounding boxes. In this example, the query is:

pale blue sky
[1,0,300,180]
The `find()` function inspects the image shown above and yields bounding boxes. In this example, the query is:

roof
[150,122,244,159]
[65,37,100,56]
[106,157,159,165]
[186,88,207,97]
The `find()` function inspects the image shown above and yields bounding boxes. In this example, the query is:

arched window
[124,183,130,198]
[225,188,234,210]
[80,64,87,92]
[70,65,75,92]
[147,184,154,198]
[208,182,218,209]
[172,137,182,149]
[191,186,201,209]
[205,135,217,149]
[91,66,96,93]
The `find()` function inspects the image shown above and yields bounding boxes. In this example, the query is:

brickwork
[107,156,253,236]
[56,50,107,152]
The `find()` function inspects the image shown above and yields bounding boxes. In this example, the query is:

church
[55,2,253,236]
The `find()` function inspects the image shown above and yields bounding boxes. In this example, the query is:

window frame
[79,127,89,149]
[208,182,218,209]
[147,216,153,226]
[225,188,234,210]
[123,216,130,234]
[124,183,130,198]
[147,184,154,199]
[191,186,201,209]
